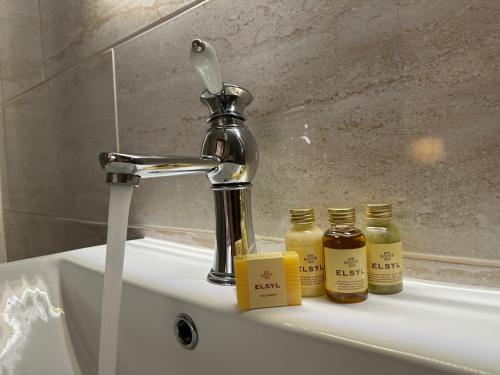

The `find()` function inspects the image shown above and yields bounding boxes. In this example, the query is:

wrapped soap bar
[234,252,302,310]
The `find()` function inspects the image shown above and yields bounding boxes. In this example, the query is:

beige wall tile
[40,0,202,77]
[0,0,44,101]
[403,258,500,289]
[0,212,5,263]
[0,105,8,210]
[0,106,3,207]
[3,211,109,261]
[3,51,116,222]
[0,106,5,262]
[114,0,500,262]
[0,35,3,102]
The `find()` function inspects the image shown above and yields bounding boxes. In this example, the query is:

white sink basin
[0,238,499,375]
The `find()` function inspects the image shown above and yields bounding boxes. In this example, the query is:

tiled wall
[0,109,5,262]
[0,0,499,286]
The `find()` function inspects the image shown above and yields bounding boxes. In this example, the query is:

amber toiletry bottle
[285,208,325,297]
[323,208,368,303]
[364,203,403,294]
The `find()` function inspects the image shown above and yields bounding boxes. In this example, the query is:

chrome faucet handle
[190,39,224,95]
[191,39,253,123]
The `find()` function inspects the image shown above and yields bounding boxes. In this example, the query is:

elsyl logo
[261,270,273,279]
[380,251,394,261]
[304,254,318,263]
[344,257,358,267]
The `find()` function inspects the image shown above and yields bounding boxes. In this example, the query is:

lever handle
[190,39,224,95]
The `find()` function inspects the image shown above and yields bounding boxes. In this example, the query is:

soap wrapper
[234,252,302,310]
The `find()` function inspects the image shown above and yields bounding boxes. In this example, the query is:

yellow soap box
[234,252,302,310]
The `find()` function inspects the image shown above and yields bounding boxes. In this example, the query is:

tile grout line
[111,0,209,50]
[402,251,500,268]
[4,209,108,226]
[0,0,208,107]
[111,48,120,152]
[4,208,500,270]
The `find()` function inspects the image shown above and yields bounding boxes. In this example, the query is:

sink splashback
[1,1,500,287]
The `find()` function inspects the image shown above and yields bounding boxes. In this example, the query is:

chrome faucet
[99,39,258,285]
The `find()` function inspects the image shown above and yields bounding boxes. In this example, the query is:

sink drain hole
[174,314,198,349]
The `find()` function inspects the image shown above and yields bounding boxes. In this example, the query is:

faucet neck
[200,84,253,123]
[208,184,256,285]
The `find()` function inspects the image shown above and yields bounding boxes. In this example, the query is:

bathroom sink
[1,238,499,375]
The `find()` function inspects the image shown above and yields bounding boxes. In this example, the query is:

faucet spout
[99,151,256,285]
[99,152,221,185]
[100,150,256,285]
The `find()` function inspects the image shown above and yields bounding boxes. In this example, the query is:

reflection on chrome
[0,277,64,374]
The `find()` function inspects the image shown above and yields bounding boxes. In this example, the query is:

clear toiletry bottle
[285,208,325,297]
[323,208,368,303]
[363,203,403,294]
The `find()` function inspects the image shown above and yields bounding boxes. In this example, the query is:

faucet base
[207,269,235,285]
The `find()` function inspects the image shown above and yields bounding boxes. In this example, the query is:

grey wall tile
[404,258,500,289]
[0,33,3,103]
[0,105,8,210]
[0,0,43,101]
[40,0,201,77]
[115,0,500,262]
[0,106,7,262]
[0,212,5,262]
[127,177,215,231]
[4,211,108,261]
[3,51,116,222]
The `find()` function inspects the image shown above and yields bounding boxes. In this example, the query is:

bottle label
[324,247,368,293]
[367,242,403,285]
[287,246,325,289]
[247,253,288,309]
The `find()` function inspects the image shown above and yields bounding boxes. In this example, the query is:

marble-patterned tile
[250,93,500,261]
[0,109,3,262]
[128,224,216,249]
[0,104,7,210]
[0,40,3,102]
[3,211,109,261]
[0,105,9,263]
[3,51,116,222]
[127,177,215,231]
[0,0,44,101]
[40,0,202,77]
[404,258,500,289]
[115,0,500,262]
[0,212,6,262]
